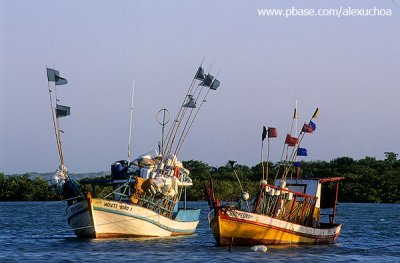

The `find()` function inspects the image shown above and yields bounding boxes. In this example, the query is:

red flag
[285,134,298,146]
[302,122,313,133]
[268,127,278,138]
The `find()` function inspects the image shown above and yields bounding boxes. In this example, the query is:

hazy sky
[1,0,399,174]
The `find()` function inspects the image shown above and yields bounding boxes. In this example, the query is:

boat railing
[136,193,178,218]
[254,184,318,227]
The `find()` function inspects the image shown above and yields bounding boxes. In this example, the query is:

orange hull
[209,207,341,246]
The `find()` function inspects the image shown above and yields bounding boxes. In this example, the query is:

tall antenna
[127,79,135,165]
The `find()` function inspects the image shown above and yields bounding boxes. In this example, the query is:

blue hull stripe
[94,206,197,233]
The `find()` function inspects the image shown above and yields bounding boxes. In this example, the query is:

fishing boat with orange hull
[205,107,344,246]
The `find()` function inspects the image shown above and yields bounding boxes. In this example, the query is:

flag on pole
[210,79,220,90]
[195,66,205,80]
[285,134,298,146]
[268,127,278,138]
[293,108,297,119]
[183,96,196,108]
[297,148,308,156]
[200,74,214,87]
[312,108,319,119]
[56,104,70,118]
[302,122,313,133]
[262,126,267,141]
[47,68,68,86]
[309,120,316,131]
[293,161,302,167]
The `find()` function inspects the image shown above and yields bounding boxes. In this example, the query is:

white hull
[90,198,199,238]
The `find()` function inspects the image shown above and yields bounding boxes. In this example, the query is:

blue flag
[309,121,316,131]
[297,148,308,156]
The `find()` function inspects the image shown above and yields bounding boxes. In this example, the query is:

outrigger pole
[282,107,319,180]
[174,70,220,158]
[163,60,205,161]
[127,79,135,166]
[46,67,69,168]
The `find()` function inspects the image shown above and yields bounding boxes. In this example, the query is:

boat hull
[89,198,200,238]
[66,200,95,238]
[209,207,341,246]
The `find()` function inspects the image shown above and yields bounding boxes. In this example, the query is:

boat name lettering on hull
[227,211,252,220]
[103,202,118,208]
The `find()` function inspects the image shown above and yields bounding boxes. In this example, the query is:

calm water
[0,202,399,262]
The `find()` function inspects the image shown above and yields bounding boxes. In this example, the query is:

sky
[1,0,399,174]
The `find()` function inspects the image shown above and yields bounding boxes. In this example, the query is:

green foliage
[1,152,399,203]
[0,172,61,201]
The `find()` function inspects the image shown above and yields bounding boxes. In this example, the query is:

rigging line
[47,80,62,165]
[53,84,65,166]
[127,79,135,165]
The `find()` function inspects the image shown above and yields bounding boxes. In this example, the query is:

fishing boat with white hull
[205,107,344,246]
[46,64,221,238]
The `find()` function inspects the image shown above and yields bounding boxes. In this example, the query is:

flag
[285,134,298,146]
[293,161,302,167]
[195,66,205,80]
[302,122,313,133]
[200,74,214,87]
[293,108,297,119]
[262,126,267,141]
[228,160,236,168]
[297,148,308,156]
[47,68,68,85]
[312,108,319,119]
[183,96,196,108]
[56,104,70,118]
[309,120,316,131]
[210,79,220,90]
[268,127,278,138]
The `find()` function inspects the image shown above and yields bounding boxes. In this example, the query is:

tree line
[1,152,399,203]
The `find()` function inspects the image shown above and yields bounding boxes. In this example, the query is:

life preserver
[174,166,181,179]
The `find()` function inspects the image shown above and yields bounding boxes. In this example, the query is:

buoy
[250,245,268,253]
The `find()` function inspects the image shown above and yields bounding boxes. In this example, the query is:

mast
[127,79,135,165]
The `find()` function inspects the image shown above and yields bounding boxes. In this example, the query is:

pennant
[297,148,308,156]
[268,127,278,138]
[262,126,267,141]
[200,74,214,87]
[312,108,319,119]
[285,134,298,147]
[195,66,205,80]
[183,96,196,108]
[47,68,68,86]
[293,161,302,167]
[210,79,220,90]
[293,108,297,119]
[56,104,70,118]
